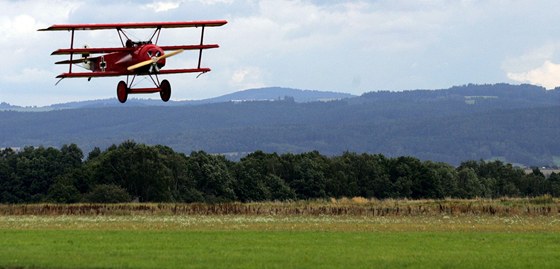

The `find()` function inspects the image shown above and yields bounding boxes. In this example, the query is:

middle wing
[51,44,219,55]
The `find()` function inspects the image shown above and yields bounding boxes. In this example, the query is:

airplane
[39,20,227,103]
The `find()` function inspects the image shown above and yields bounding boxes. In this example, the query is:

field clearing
[1,199,560,269]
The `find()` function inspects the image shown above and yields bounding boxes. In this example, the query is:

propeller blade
[159,49,183,60]
[127,49,184,71]
[127,59,154,71]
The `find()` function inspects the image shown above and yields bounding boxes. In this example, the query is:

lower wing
[56,68,211,78]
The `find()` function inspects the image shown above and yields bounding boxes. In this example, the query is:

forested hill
[1,83,559,166]
[1,87,355,110]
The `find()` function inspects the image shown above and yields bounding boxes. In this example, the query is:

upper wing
[159,44,220,51]
[39,20,227,31]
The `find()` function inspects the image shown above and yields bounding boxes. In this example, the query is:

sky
[2,0,560,106]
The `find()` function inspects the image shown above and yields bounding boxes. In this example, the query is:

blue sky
[1,0,560,106]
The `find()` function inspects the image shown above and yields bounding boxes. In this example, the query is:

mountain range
[1,84,559,166]
[1,87,355,111]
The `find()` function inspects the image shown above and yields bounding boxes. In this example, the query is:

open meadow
[1,198,560,269]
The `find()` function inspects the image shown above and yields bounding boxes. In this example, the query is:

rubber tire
[160,79,171,102]
[117,81,128,103]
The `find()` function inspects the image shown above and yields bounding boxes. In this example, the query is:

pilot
[126,39,134,48]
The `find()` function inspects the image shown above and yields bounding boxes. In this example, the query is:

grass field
[1,199,559,269]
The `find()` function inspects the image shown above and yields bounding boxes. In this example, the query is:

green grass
[1,215,560,269]
[1,199,559,269]
[1,229,560,269]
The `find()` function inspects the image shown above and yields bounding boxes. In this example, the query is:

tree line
[1,141,559,203]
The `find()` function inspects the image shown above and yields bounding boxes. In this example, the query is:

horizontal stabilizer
[55,58,88,65]
[51,47,133,55]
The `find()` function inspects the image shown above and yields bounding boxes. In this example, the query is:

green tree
[186,151,236,202]
[387,156,431,198]
[83,184,131,203]
[0,149,17,203]
[264,174,295,200]
[478,160,523,197]
[426,161,458,197]
[85,141,174,202]
[548,172,560,196]
[156,146,203,203]
[281,151,328,199]
[87,147,101,161]
[456,167,485,198]
[233,151,294,201]
[10,146,66,202]
[60,144,83,170]
[47,179,81,203]
[520,168,547,196]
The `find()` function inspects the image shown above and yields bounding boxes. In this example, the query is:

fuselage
[86,43,165,74]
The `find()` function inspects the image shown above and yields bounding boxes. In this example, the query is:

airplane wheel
[160,79,171,102]
[117,81,128,103]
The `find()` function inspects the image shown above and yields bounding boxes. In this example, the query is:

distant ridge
[1,83,559,166]
[188,87,355,104]
[0,87,356,111]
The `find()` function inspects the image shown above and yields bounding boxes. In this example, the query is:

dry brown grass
[0,197,558,217]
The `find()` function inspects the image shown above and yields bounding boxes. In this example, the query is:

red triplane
[39,20,227,103]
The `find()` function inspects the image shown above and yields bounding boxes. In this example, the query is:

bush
[47,182,81,203]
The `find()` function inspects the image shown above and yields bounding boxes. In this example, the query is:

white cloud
[229,0,448,53]
[507,61,560,89]
[142,0,232,13]
[230,67,265,89]
[0,1,81,89]
[1,68,53,83]
[144,1,182,12]
[502,44,560,73]
[188,0,233,4]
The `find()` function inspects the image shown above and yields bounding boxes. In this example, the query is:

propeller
[127,49,184,72]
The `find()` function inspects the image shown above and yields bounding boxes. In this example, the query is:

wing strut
[117,28,125,47]
[116,28,133,47]
[197,26,205,69]
[149,27,162,44]
[69,29,75,73]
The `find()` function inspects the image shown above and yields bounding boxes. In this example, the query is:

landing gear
[117,80,128,103]
[115,76,172,103]
[160,79,171,102]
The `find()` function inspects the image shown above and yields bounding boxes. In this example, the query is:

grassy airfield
[1,198,559,269]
